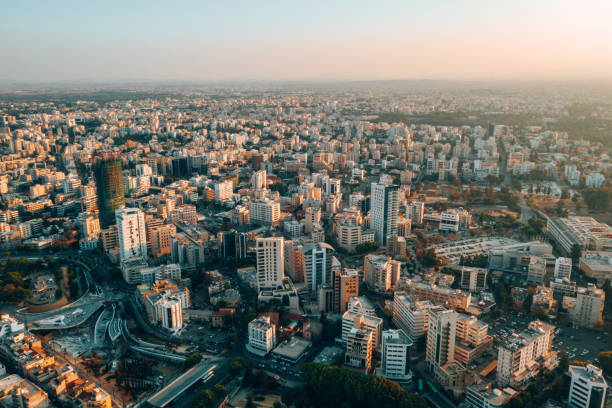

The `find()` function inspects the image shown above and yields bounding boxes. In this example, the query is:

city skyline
[2,0,612,82]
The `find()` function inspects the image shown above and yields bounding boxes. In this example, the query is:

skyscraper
[426,306,458,372]
[93,152,125,228]
[116,207,147,261]
[256,237,284,289]
[370,182,399,246]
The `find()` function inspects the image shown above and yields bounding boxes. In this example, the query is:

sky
[1,0,612,82]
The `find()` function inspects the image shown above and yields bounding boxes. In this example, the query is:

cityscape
[1,2,612,408]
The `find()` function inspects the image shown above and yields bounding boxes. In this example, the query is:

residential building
[554,257,572,280]
[380,329,413,385]
[116,207,147,261]
[568,364,608,408]
[370,182,399,246]
[393,292,433,339]
[247,316,276,356]
[333,269,359,314]
[344,328,373,373]
[426,306,458,372]
[256,237,284,289]
[460,267,487,293]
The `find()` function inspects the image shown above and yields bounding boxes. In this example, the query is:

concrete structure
[496,320,556,388]
[425,306,458,373]
[579,252,612,284]
[93,153,125,228]
[333,269,359,314]
[554,257,572,280]
[569,284,605,328]
[568,364,608,408]
[466,383,516,408]
[393,292,433,339]
[380,329,413,385]
[250,199,280,226]
[116,207,147,262]
[256,237,284,290]
[460,267,487,293]
[548,216,612,254]
[364,254,400,293]
[303,242,334,294]
[527,256,547,285]
[160,297,182,331]
[214,180,233,201]
[370,182,399,246]
[403,280,471,312]
[344,328,373,373]
[247,316,276,356]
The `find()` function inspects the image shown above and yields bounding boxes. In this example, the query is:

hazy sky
[2,0,612,82]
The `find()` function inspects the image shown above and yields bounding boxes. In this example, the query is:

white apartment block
[363,254,400,293]
[496,320,556,388]
[247,316,276,356]
[256,237,284,289]
[370,182,399,246]
[250,170,267,190]
[393,292,433,339]
[570,284,605,328]
[160,297,183,331]
[250,199,281,226]
[554,257,572,280]
[380,329,413,384]
[568,364,608,408]
[214,180,233,201]
[116,207,147,261]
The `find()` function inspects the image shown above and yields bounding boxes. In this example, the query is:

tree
[183,353,203,370]
[355,241,379,254]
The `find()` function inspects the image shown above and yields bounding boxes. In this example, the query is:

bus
[426,380,438,393]
[417,379,423,391]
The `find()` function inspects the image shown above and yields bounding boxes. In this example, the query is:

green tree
[183,353,203,370]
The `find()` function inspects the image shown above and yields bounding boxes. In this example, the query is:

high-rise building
[303,242,334,293]
[93,153,125,228]
[256,237,284,289]
[496,320,556,387]
[370,182,399,246]
[247,316,277,356]
[251,170,267,190]
[250,199,281,226]
[426,306,458,372]
[333,269,359,313]
[214,180,233,202]
[160,297,183,331]
[554,257,572,280]
[393,292,433,339]
[460,267,487,293]
[407,201,425,225]
[218,230,248,259]
[381,329,413,385]
[150,224,176,257]
[116,207,147,261]
[363,254,400,293]
[284,240,304,283]
[344,328,373,373]
[304,206,321,234]
[342,297,383,350]
[568,364,608,408]
[570,284,605,328]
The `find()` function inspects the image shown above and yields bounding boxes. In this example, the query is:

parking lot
[553,325,611,363]
[487,312,612,364]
